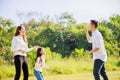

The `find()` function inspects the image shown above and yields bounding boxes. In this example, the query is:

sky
[0,0,120,25]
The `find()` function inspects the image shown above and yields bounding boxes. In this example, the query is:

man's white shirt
[88,29,107,62]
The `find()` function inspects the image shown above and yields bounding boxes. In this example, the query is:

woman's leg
[14,55,22,80]
[22,57,29,80]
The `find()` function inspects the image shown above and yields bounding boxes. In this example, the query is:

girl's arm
[41,56,50,70]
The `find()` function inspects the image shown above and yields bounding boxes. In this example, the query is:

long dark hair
[15,26,27,42]
[35,48,42,62]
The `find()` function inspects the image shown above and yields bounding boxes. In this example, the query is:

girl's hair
[35,48,42,61]
[15,26,27,42]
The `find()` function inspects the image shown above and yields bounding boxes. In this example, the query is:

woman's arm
[11,37,18,52]
[11,37,27,53]
[26,46,35,52]
[26,45,40,52]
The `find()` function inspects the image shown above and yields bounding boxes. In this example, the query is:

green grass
[3,71,120,80]
[0,56,120,79]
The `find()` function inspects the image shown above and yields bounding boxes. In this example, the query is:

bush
[71,48,85,57]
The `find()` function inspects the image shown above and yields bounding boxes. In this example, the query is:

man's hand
[86,48,100,54]
[85,27,91,43]
[86,50,93,54]
[85,27,89,33]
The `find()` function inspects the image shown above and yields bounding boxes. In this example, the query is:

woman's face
[19,27,26,36]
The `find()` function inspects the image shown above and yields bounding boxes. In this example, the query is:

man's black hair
[90,20,98,28]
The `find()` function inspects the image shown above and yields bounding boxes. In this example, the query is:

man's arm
[87,47,100,54]
[87,34,101,54]
[85,28,91,43]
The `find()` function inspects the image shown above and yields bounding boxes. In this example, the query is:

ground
[4,71,120,80]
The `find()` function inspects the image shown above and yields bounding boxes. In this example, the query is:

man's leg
[93,59,104,80]
[100,64,109,80]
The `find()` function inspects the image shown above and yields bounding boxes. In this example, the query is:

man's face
[89,23,94,31]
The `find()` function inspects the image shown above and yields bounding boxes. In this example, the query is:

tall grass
[0,47,120,79]
[0,65,15,79]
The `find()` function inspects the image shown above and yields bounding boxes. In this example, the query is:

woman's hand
[18,50,26,53]
[34,46,41,50]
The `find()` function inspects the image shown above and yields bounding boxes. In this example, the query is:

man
[85,20,109,80]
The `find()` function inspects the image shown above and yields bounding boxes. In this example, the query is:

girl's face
[19,27,26,36]
[40,48,46,55]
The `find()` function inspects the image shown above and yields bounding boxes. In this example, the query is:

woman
[11,26,38,80]
[34,47,50,80]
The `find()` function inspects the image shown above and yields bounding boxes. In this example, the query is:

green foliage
[71,48,85,57]
[0,14,120,79]
[0,56,120,79]
[0,65,15,79]
[0,14,120,63]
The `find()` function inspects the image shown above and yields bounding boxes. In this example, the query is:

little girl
[34,47,50,80]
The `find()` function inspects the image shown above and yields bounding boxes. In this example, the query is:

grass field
[3,71,120,80]
[0,55,120,80]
